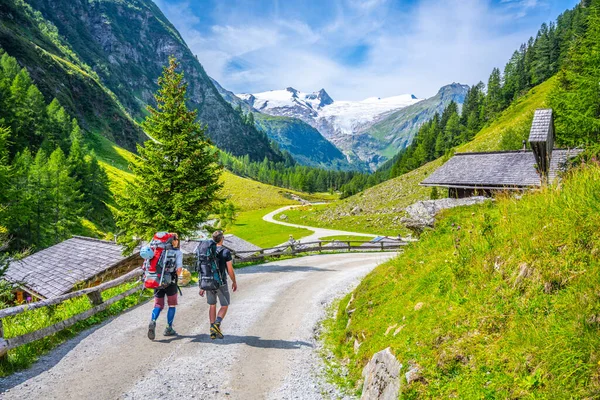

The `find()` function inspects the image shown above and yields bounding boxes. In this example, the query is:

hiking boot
[148,320,156,341]
[164,325,177,336]
[213,322,224,339]
[210,324,218,340]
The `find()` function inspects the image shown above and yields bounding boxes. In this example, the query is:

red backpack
[143,232,178,289]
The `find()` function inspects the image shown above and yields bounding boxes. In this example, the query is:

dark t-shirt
[216,246,232,282]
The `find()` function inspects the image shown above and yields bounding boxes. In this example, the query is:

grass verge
[322,163,600,398]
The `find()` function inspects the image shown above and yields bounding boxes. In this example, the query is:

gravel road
[263,206,378,243]
[1,253,395,399]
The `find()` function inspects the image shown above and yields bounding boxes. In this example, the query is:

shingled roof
[4,236,137,299]
[529,109,554,142]
[421,149,581,189]
[223,234,261,258]
[179,240,200,256]
[176,235,261,259]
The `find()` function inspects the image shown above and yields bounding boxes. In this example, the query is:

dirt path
[263,205,378,243]
[0,253,395,399]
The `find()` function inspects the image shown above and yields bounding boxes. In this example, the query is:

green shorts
[207,285,230,306]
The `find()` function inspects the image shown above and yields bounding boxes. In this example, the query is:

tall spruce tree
[29,149,52,248]
[550,0,600,146]
[7,149,34,249]
[0,127,10,223]
[116,57,222,252]
[485,68,503,121]
[47,148,81,243]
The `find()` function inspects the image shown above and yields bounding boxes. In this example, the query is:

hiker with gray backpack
[197,230,237,339]
[140,232,183,340]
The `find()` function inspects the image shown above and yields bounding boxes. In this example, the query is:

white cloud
[158,0,550,100]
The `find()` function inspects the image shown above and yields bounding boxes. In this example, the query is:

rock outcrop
[361,348,402,400]
[401,196,490,233]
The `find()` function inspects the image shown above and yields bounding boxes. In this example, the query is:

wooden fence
[0,269,143,358]
[231,239,407,263]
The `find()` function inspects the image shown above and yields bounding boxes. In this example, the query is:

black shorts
[154,283,178,298]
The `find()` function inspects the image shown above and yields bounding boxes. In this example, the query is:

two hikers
[199,230,237,339]
[142,230,237,341]
[142,232,183,340]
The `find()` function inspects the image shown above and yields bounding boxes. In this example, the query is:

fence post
[87,291,104,306]
[347,241,351,252]
[0,319,7,359]
[318,241,322,253]
[380,242,384,251]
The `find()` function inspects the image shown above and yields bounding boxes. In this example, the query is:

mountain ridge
[237,86,425,169]
[237,83,468,170]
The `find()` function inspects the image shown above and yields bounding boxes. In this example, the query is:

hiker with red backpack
[140,232,183,340]
[197,230,237,339]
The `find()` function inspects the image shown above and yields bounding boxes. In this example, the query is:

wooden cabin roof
[223,234,261,257]
[178,235,261,259]
[4,236,137,299]
[529,109,553,143]
[421,149,581,190]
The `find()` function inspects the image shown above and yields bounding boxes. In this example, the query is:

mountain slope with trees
[0,50,112,251]
[0,0,282,162]
[363,83,469,160]
[253,113,359,171]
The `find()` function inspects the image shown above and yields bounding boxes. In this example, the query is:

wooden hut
[3,236,141,301]
[178,235,261,262]
[421,109,582,198]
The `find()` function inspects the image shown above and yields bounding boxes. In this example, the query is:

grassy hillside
[324,163,600,398]
[281,78,555,234]
[460,76,556,153]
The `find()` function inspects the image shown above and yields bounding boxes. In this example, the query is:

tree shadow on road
[188,334,313,349]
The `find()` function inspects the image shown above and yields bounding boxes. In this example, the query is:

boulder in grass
[360,347,401,400]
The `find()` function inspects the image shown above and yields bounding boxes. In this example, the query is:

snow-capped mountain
[237,87,420,137]
[237,87,421,169]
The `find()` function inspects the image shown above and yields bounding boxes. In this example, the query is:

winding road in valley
[263,205,379,243]
[0,253,396,400]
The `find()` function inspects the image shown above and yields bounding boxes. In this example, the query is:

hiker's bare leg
[217,305,228,320]
[209,304,217,324]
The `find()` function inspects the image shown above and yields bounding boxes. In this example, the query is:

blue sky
[155,0,579,100]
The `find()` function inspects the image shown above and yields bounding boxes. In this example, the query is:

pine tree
[6,149,34,249]
[47,148,81,243]
[485,68,503,121]
[116,57,223,251]
[444,113,462,148]
[0,127,10,218]
[84,153,111,223]
[45,99,72,153]
[549,0,600,146]
[29,149,52,248]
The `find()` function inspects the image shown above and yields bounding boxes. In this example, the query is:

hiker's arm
[227,260,237,291]
[176,250,183,275]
